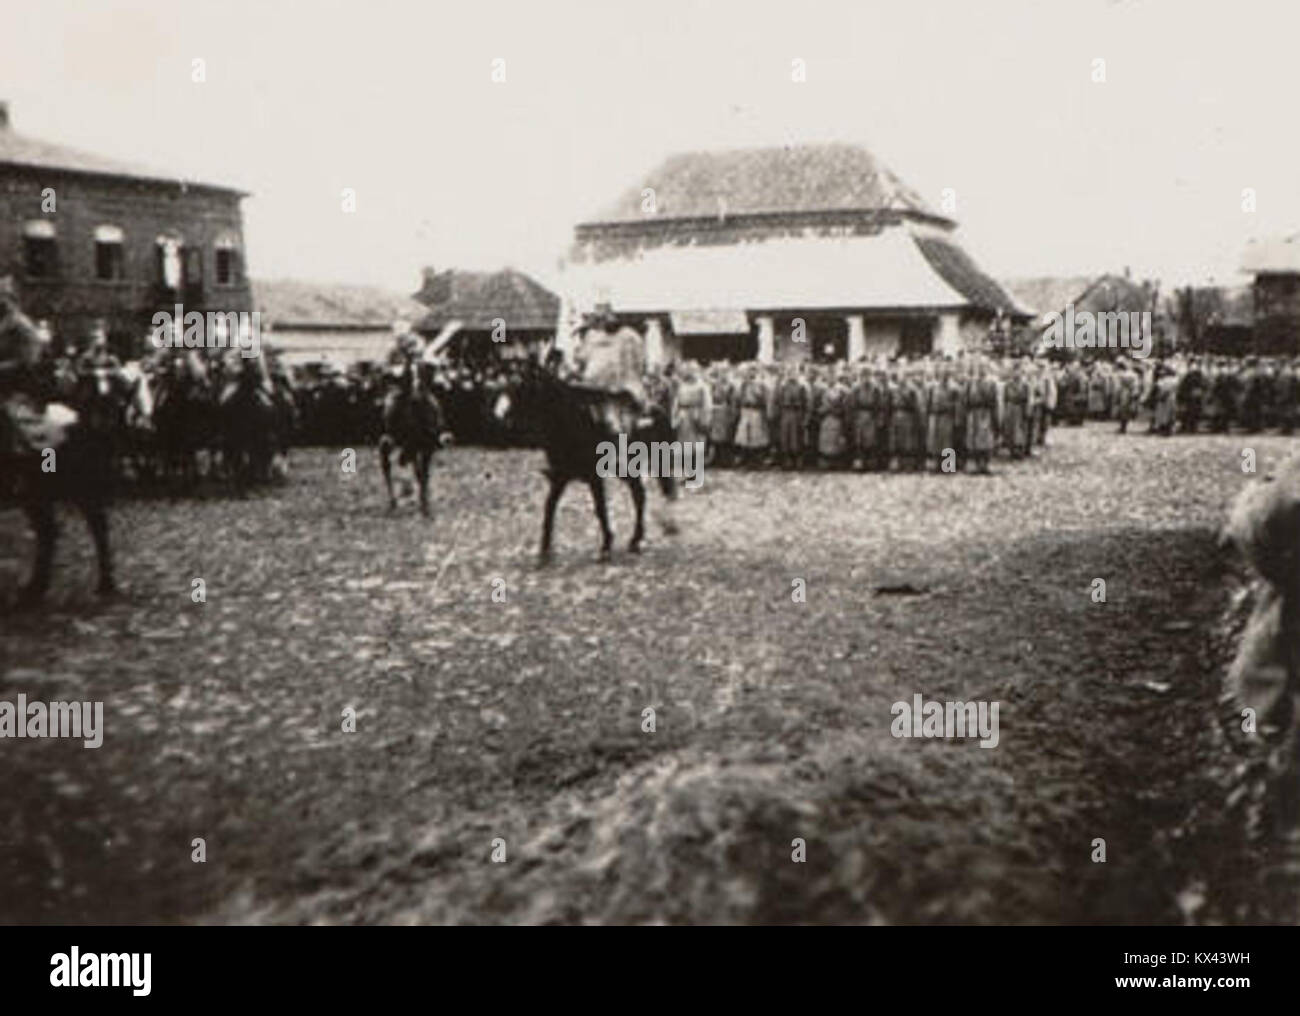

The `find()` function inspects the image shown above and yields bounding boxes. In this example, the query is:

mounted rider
[0,276,63,455]
[384,322,444,435]
[570,303,649,433]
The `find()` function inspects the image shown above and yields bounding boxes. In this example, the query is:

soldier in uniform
[926,361,961,473]
[1239,357,1268,433]
[1151,364,1179,436]
[1038,361,1057,444]
[774,362,810,470]
[1207,359,1239,433]
[733,362,771,467]
[1002,360,1030,458]
[1113,361,1140,434]
[1176,357,1205,434]
[708,363,737,466]
[815,366,851,468]
[893,362,927,472]
[673,360,713,453]
[850,364,881,471]
[965,357,1000,474]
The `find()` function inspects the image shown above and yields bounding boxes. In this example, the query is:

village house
[411,266,560,364]
[1241,233,1300,355]
[1006,270,1167,358]
[254,277,425,367]
[558,143,1029,365]
[0,102,252,357]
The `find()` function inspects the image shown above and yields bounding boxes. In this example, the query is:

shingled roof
[0,103,243,193]
[254,278,426,328]
[1001,275,1097,317]
[413,267,559,332]
[585,143,946,225]
[912,235,1029,317]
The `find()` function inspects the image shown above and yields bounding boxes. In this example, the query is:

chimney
[0,102,9,130]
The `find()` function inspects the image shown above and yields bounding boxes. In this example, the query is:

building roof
[562,228,975,316]
[412,267,560,332]
[0,103,243,193]
[584,143,946,225]
[913,235,1028,316]
[254,278,426,328]
[1241,233,1300,274]
[1001,275,1096,316]
[1072,274,1154,315]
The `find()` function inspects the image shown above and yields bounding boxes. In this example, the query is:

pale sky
[4,0,1296,294]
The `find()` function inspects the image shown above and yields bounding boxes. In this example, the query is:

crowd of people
[7,272,1299,484]
[211,344,1300,474]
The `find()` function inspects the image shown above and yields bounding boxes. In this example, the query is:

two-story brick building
[0,102,252,357]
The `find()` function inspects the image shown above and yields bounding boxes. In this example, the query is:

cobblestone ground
[0,423,1292,924]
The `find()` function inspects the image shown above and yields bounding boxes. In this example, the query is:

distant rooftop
[0,101,245,194]
[254,278,426,328]
[413,267,559,332]
[583,143,948,225]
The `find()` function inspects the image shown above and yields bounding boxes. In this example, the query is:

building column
[644,317,665,370]
[756,315,775,363]
[933,312,961,355]
[845,314,866,363]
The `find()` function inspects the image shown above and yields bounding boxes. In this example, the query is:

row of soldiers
[1054,355,1300,435]
[664,356,1054,473]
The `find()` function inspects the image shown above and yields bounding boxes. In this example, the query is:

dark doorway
[900,317,935,358]
[798,315,848,362]
[680,331,757,363]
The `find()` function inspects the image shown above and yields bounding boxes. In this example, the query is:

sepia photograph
[0,0,1291,993]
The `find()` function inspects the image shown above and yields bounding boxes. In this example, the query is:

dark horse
[501,359,679,563]
[379,358,445,516]
[1,369,116,607]
[221,369,284,493]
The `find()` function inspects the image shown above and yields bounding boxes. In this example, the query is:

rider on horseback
[571,303,649,433]
[0,276,57,456]
[384,326,443,431]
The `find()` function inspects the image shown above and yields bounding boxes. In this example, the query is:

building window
[214,232,241,286]
[94,224,125,282]
[22,220,58,279]
[157,235,184,290]
[184,248,203,288]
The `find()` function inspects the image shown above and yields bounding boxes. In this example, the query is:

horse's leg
[20,500,57,605]
[379,436,397,511]
[416,449,432,518]
[589,478,613,562]
[80,497,116,596]
[539,474,566,564]
[625,475,646,553]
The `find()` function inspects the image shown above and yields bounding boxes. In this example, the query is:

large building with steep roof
[0,101,252,355]
[559,143,1028,364]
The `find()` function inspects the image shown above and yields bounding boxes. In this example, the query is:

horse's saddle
[2,395,79,455]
